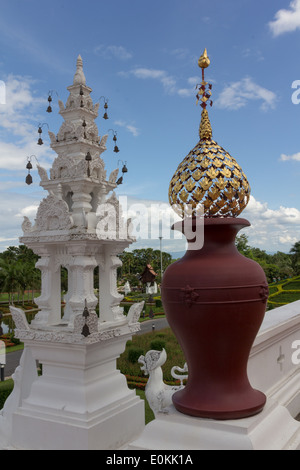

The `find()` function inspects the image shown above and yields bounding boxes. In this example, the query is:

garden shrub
[150,339,166,351]
[128,347,144,364]
[0,379,14,410]
[155,299,162,308]
[123,304,131,315]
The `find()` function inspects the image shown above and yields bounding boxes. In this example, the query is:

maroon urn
[161,217,268,419]
[163,49,268,419]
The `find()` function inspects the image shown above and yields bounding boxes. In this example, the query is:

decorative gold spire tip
[195,48,213,111]
[199,108,212,140]
[198,48,210,69]
[168,47,251,219]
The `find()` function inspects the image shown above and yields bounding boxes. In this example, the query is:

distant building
[140,264,157,285]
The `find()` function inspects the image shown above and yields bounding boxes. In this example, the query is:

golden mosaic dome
[168,49,250,218]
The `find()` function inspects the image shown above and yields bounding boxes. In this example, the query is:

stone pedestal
[12,334,144,450]
[2,304,145,450]
[129,399,300,450]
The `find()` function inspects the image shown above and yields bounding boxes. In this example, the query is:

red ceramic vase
[161,217,268,419]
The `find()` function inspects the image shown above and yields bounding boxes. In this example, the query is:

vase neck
[173,217,250,254]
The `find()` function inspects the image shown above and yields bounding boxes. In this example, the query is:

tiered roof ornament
[168,49,251,218]
[20,55,136,328]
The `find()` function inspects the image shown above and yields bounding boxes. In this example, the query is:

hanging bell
[26,173,33,185]
[46,95,52,113]
[82,119,87,139]
[26,161,33,170]
[37,126,43,145]
[116,176,123,185]
[85,152,92,177]
[103,101,109,119]
[114,145,119,153]
[122,163,128,173]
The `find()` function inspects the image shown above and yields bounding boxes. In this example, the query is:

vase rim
[172,216,250,231]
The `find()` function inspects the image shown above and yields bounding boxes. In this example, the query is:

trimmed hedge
[0,379,14,410]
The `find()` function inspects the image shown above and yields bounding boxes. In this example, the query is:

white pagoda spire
[73,54,86,85]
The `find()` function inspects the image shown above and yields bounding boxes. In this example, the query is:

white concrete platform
[129,399,300,450]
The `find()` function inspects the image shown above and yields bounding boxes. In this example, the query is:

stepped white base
[6,335,145,450]
[129,399,300,450]
[12,392,143,450]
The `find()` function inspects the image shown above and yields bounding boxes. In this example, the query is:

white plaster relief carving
[48,131,57,144]
[22,216,33,233]
[35,194,73,231]
[57,121,76,142]
[109,168,119,184]
[127,301,144,325]
[37,165,49,182]
[58,100,65,111]
[73,309,99,336]
[10,306,30,331]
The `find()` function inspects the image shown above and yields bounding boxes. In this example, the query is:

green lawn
[135,389,155,424]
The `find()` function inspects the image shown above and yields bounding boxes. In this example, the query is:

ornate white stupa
[0,56,145,450]
[21,54,133,328]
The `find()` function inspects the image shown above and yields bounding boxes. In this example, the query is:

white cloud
[94,44,133,60]
[0,75,52,170]
[177,76,201,98]
[280,152,300,161]
[242,195,300,251]
[1,190,300,255]
[120,68,202,98]
[119,195,187,253]
[241,48,264,62]
[127,68,177,93]
[215,77,277,111]
[269,0,300,36]
[114,120,140,137]
[279,234,298,244]
[120,194,300,253]
[0,191,41,252]
[16,204,39,218]
[170,48,190,60]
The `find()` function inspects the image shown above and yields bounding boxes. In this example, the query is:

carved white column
[98,245,124,323]
[70,182,93,227]
[65,255,98,326]
[32,256,61,326]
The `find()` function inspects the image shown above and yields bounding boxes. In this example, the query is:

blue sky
[1,0,300,254]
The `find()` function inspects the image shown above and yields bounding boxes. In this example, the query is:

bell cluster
[25,84,129,185]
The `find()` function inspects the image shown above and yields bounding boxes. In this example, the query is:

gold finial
[198,48,210,69]
[199,108,212,140]
[196,48,213,138]
[168,47,251,219]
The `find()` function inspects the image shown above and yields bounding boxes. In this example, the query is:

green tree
[118,248,173,284]
[0,245,40,303]
[235,234,252,256]
[0,258,20,304]
[290,241,300,274]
